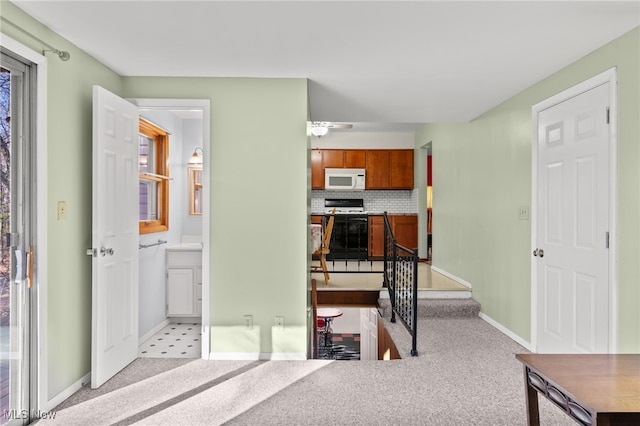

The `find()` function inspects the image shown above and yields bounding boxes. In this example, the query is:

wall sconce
[188,147,204,165]
[426,186,433,209]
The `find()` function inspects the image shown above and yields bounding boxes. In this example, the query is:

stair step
[378,298,480,318]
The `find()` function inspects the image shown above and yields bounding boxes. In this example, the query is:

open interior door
[90,85,139,388]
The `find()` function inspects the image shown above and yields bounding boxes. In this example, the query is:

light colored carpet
[42,317,575,426]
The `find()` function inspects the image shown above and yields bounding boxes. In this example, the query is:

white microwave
[324,168,366,191]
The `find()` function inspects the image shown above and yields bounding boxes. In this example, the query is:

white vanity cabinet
[166,247,202,317]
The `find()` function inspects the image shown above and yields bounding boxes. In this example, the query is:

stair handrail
[383,212,419,356]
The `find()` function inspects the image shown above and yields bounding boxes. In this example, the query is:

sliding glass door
[1,50,35,426]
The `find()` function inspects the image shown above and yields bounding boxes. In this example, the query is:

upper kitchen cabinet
[390,150,414,189]
[311,149,324,189]
[344,150,366,168]
[311,149,366,189]
[323,149,366,168]
[311,149,413,190]
[365,149,414,190]
[365,150,390,189]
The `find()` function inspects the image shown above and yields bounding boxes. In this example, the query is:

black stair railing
[383,212,419,356]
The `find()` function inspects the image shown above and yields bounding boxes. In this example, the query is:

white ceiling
[12,1,640,132]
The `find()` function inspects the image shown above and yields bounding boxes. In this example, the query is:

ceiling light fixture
[311,122,329,137]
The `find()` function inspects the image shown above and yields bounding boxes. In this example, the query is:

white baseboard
[209,352,306,361]
[139,319,171,346]
[479,312,532,351]
[430,265,473,289]
[46,372,91,411]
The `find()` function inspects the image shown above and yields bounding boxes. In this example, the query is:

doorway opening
[131,99,211,361]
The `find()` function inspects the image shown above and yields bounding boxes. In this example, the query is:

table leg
[523,367,540,426]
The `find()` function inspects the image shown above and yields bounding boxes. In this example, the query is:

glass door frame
[1,46,38,426]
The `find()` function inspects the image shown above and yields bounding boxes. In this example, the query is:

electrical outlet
[275,316,285,331]
[244,315,253,330]
[518,206,529,220]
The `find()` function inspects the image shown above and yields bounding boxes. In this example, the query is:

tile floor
[317,333,361,360]
[138,322,201,358]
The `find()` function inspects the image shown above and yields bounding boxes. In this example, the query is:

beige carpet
[311,261,468,292]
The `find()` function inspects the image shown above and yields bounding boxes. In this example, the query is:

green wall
[2,0,309,401]
[1,1,123,399]
[417,27,640,352]
[122,77,309,357]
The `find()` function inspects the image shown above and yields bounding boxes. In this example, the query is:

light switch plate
[57,201,67,220]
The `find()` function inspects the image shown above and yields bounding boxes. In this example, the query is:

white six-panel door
[91,86,140,388]
[535,81,611,354]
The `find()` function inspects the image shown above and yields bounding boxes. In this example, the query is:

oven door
[327,215,368,260]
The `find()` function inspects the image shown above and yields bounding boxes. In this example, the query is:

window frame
[139,118,169,234]
[188,166,203,215]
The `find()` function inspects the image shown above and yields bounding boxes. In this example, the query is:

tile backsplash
[312,189,418,214]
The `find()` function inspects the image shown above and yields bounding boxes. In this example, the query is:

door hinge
[606,231,609,249]
[606,107,610,124]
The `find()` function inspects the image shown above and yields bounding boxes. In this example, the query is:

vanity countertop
[166,243,202,251]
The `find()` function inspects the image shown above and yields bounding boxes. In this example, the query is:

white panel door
[91,86,139,388]
[536,83,610,353]
[359,308,378,360]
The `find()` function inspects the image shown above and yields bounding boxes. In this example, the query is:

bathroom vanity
[166,244,202,318]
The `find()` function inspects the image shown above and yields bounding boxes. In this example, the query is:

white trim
[0,33,49,415]
[430,265,473,288]
[138,319,170,345]
[45,372,90,412]
[479,312,532,352]
[128,98,211,360]
[209,352,307,361]
[530,67,618,354]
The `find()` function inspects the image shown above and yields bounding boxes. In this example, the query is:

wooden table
[515,354,640,426]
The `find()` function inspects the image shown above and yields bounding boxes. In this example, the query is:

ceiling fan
[311,121,353,137]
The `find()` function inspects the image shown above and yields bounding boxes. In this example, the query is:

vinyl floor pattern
[317,333,361,360]
[138,322,201,358]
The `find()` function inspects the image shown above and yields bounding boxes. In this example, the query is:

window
[188,166,203,215]
[139,118,169,234]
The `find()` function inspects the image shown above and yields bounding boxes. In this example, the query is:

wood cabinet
[311,149,366,189]
[166,249,202,317]
[378,319,401,360]
[311,215,325,260]
[344,150,366,168]
[368,214,417,259]
[392,215,418,251]
[311,149,412,190]
[322,149,345,168]
[368,215,385,258]
[390,150,414,189]
[365,149,413,190]
[311,149,323,189]
[365,151,390,189]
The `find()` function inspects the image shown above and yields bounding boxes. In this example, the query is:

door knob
[100,246,115,257]
[533,248,544,258]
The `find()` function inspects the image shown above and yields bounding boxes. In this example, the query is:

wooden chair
[311,208,335,285]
